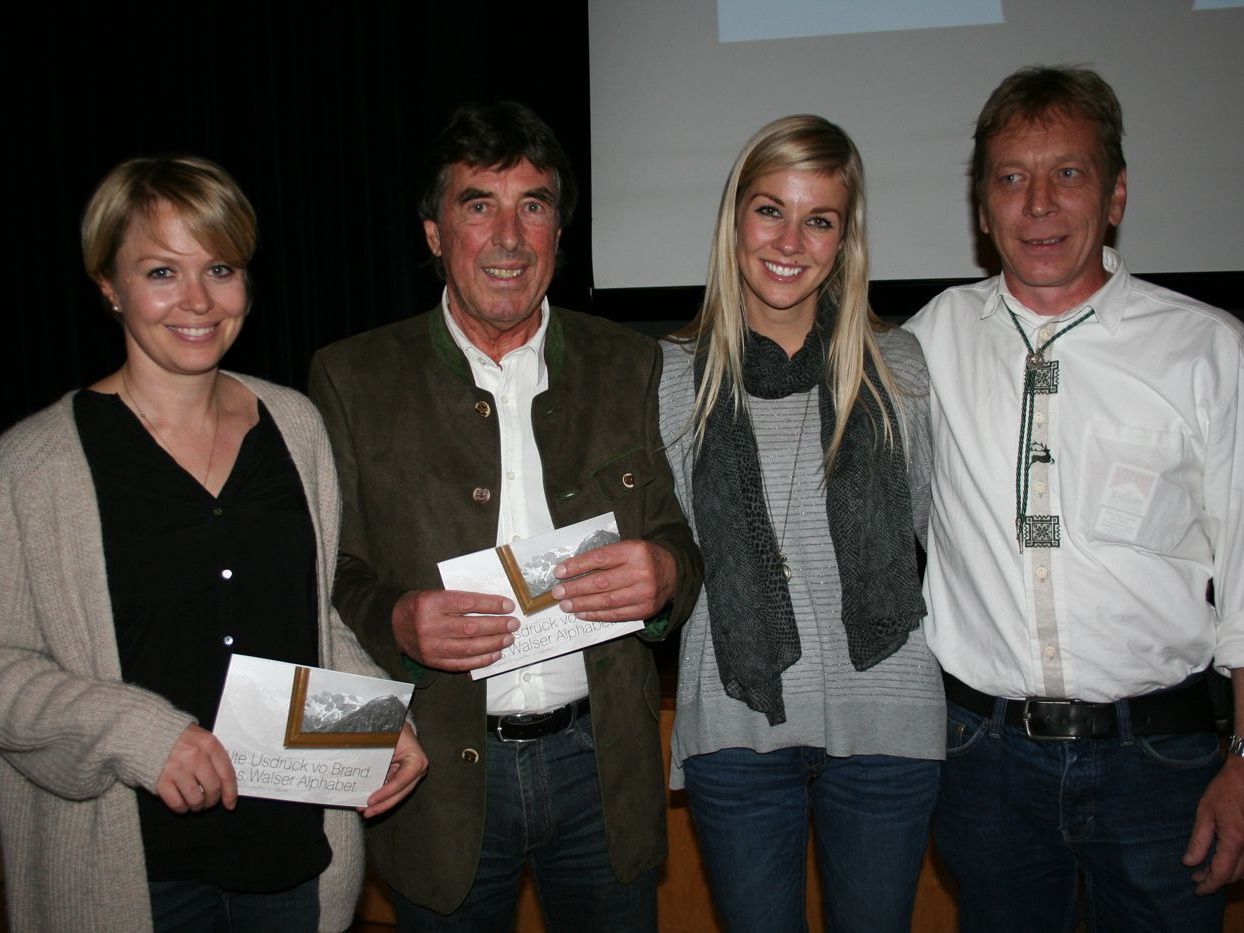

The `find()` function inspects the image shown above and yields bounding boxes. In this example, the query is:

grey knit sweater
[0,374,381,932]
[659,329,945,789]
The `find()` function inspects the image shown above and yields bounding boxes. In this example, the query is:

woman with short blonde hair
[0,155,426,933]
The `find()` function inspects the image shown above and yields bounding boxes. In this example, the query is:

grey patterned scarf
[692,305,925,725]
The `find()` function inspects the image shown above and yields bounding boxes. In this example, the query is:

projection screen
[589,0,1244,289]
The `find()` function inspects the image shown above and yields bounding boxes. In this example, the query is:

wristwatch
[1228,734,1244,759]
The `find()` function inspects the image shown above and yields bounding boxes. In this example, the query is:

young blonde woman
[659,115,943,932]
[0,156,426,933]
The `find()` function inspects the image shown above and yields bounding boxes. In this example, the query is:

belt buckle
[1022,697,1077,741]
[493,718,518,743]
[494,713,548,743]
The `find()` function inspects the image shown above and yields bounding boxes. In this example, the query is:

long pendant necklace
[121,369,221,488]
[760,389,813,582]
[1006,305,1095,551]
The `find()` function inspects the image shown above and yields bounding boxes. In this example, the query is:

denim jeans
[935,699,1225,933]
[393,710,657,932]
[148,877,318,933]
[682,746,939,933]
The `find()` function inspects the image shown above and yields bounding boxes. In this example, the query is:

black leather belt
[943,672,1215,740]
[487,696,591,743]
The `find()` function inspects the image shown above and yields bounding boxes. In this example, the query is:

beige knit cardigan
[0,374,383,933]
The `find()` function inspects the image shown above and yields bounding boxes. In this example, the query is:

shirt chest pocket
[1075,420,1201,555]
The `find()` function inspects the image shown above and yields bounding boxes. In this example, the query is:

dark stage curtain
[7,2,593,430]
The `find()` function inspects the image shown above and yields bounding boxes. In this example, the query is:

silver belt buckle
[1022,697,1076,740]
[494,712,550,743]
[493,718,517,742]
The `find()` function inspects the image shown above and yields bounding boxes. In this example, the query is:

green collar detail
[429,305,566,385]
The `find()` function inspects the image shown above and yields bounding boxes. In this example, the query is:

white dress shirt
[905,249,1244,701]
[442,295,590,714]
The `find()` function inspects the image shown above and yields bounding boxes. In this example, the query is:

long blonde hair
[674,114,902,474]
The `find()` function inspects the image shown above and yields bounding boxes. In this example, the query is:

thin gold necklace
[120,369,221,488]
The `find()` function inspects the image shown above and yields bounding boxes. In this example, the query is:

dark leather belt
[487,696,591,743]
[943,671,1215,740]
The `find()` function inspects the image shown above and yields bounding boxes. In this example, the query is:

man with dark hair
[415,100,578,228]
[309,101,700,930]
[907,66,1244,929]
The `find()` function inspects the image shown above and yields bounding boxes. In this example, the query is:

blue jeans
[393,711,657,932]
[682,746,939,933]
[148,877,317,933]
[935,699,1225,933]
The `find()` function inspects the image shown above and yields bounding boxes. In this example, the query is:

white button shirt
[906,250,1244,702]
[442,296,590,714]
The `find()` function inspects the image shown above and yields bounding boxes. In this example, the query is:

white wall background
[589,0,1244,288]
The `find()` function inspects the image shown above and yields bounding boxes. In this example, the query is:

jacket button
[472,487,492,504]
[621,472,636,489]
[461,748,480,763]
[474,400,491,418]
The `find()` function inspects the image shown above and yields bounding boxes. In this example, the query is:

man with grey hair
[907,65,1244,929]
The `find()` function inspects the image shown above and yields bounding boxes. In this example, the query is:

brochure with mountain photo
[213,655,414,807]
[437,512,644,680]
